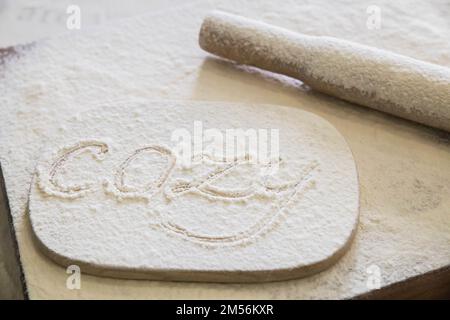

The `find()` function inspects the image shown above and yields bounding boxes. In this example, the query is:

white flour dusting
[28,101,359,281]
[0,0,449,299]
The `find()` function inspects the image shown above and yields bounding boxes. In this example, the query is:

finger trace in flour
[35,139,319,246]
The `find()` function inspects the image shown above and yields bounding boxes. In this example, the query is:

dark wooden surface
[0,164,26,299]
[356,266,450,299]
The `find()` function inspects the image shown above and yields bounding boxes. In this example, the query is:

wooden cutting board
[28,100,359,282]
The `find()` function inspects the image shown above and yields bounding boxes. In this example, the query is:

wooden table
[0,0,449,299]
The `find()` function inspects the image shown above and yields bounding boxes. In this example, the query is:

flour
[0,0,449,298]
[28,101,359,281]
[36,140,109,199]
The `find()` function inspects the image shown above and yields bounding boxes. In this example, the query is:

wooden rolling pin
[199,11,450,132]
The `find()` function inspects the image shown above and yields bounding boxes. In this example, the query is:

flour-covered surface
[28,101,359,282]
[0,0,449,298]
